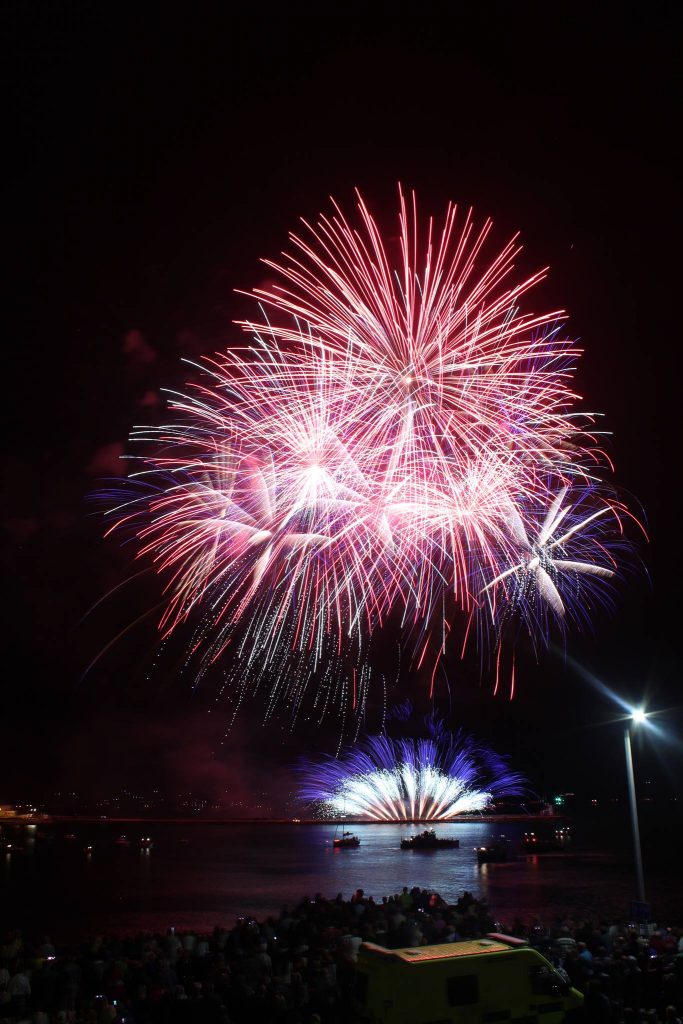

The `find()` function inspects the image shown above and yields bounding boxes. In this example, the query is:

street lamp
[624,709,647,906]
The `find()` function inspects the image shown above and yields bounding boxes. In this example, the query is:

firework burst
[102,189,636,715]
[299,708,527,821]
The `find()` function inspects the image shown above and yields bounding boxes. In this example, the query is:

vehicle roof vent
[486,933,528,947]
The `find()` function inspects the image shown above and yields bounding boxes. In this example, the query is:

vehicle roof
[360,938,521,964]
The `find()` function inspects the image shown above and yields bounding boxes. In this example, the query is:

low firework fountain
[300,708,527,821]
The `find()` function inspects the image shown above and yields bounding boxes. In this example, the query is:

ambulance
[354,933,583,1024]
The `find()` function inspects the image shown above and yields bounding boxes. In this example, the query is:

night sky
[4,8,680,808]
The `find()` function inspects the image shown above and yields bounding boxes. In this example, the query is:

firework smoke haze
[103,189,636,716]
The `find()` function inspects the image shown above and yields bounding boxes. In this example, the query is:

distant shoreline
[2,813,567,826]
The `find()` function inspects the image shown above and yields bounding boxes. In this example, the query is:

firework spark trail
[102,190,636,713]
[239,191,594,488]
[299,711,527,821]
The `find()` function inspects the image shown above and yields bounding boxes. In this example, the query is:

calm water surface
[2,814,679,939]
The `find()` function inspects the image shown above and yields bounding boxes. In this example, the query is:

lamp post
[624,709,647,906]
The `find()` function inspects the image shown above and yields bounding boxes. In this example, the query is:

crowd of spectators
[1,888,682,1024]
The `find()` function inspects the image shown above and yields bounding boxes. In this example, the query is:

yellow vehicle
[355,933,583,1024]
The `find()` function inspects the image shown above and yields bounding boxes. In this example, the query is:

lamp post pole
[624,724,646,905]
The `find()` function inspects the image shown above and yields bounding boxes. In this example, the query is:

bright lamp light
[631,708,647,725]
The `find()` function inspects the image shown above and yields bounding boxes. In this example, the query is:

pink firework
[239,190,600,485]
[104,190,632,712]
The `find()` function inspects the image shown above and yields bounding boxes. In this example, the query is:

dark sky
[3,7,681,806]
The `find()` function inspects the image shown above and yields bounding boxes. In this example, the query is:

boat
[476,837,512,863]
[522,827,571,853]
[114,835,131,847]
[64,833,77,841]
[333,830,360,848]
[83,845,93,853]
[140,836,153,849]
[400,829,459,850]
